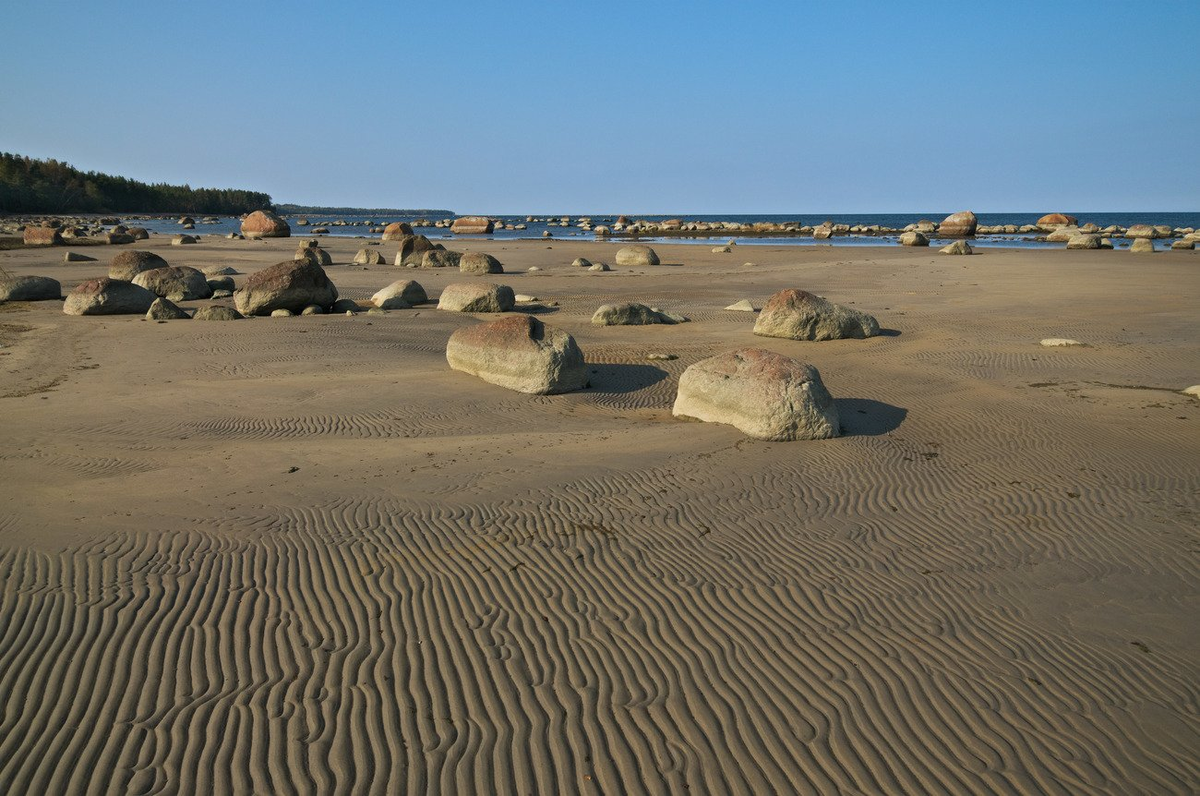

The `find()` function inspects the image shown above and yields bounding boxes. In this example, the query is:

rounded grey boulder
[672,348,840,441]
[615,245,660,266]
[753,289,879,341]
[133,266,213,300]
[437,282,515,313]
[446,315,587,395]
[0,275,61,302]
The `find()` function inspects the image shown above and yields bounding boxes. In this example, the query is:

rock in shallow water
[446,315,587,395]
[672,348,840,441]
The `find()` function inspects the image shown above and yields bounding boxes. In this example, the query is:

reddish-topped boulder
[450,216,495,234]
[754,289,879,341]
[672,348,840,441]
[63,278,156,315]
[939,211,978,237]
[240,209,291,239]
[109,250,170,281]
[446,315,588,395]
[23,226,63,246]
[1036,213,1078,228]
[233,259,337,316]
[381,221,414,240]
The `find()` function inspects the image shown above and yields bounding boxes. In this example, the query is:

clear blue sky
[2,0,1197,214]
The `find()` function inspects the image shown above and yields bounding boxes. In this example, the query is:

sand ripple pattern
[1,450,1197,794]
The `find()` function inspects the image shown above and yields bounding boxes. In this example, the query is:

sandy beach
[1,237,1197,793]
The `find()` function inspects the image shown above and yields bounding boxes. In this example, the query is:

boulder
[588,262,611,272]
[233,259,338,316]
[446,315,587,395]
[1037,213,1078,229]
[202,265,238,276]
[332,299,360,314]
[1171,239,1195,250]
[109,250,169,281]
[813,225,834,240]
[240,209,291,239]
[63,278,156,315]
[193,305,244,321]
[591,302,670,326]
[450,216,495,234]
[753,289,879,341]
[300,305,324,315]
[63,252,97,263]
[146,297,190,320]
[436,282,515,312]
[171,235,197,245]
[940,240,973,255]
[672,348,840,441]
[1126,224,1158,239]
[1066,234,1103,250]
[106,232,135,245]
[615,245,660,266]
[572,257,592,268]
[899,231,929,246]
[372,279,426,309]
[0,275,61,302]
[271,308,293,317]
[1040,338,1085,347]
[127,227,150,240]
[23,226,62,246]
[724,299,756,311]
[295,245,333,267]
[1129,239,1155,253]
[939,211,978,237]
[381,221,414,240]
[353,248,386,265]
[1045,226,1080,243]
[207,276,235,292]
[393,234,438,265]
[406,249,462,269]
[459,252,504,275]
[133,266,213,300]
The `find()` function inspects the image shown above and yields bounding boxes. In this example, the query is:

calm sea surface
[131,212,1200,250]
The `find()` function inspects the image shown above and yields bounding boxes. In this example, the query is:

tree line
[0,152,273,215]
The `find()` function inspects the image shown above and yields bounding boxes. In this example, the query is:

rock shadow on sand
[837,398,907,436]
[585,363,669,394]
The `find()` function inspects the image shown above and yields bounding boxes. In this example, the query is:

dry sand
[1,236,1198,794]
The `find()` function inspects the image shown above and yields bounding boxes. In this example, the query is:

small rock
[646,353,677,361]
[63,252,97,263]
[271,308,294,317]
[1040,338,1086,347]
[193,305,244,321]
[725,299,756,312]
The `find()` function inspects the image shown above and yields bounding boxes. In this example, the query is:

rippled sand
[1,237,1197,794]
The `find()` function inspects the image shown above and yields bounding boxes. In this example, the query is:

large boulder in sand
[393,234,438,265]
[132,266,213,300]
[194,305,244,321]
[63,278,156,315]
[1066,233,1103,250]
[615,245,660,266]
[940,240,973,255]
[1037,213,1078,229]
[939,211,978,237]
[591,302,670,326]
[0,275,61,302]
[381,221,414,240]
[146,297,190,320]
[753,289,879,341]
[437,282,515,312]
[899,231,928,246]
[234,259,338,316]
[446,315,587,395]
[109,250,169,281]
[372,279,427,309]
[295,244,333,267]
[23,226,63,246]
[406,249,462,269]
[1129,238,1156,253]
[672,348,840,441]
[240,209,291,239]
[353,248,386,265]
[451,216,495,234]
[459,252,504,274]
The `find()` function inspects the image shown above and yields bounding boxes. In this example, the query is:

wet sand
[1,237,1198,793]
